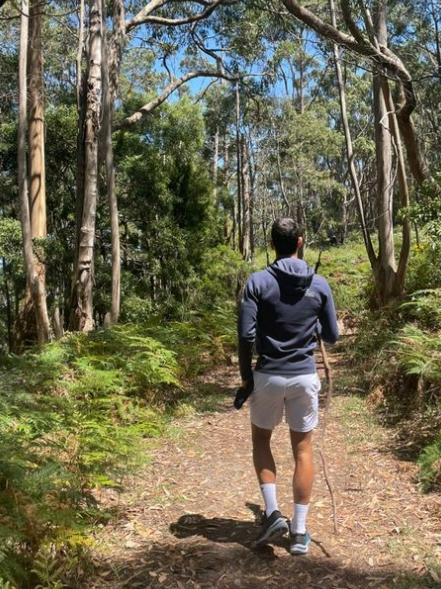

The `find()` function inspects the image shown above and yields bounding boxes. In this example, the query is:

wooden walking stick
[315,252,338,534]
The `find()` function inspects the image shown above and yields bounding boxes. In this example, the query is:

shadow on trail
[170,506,332,559]
[92,509,438,589]
[169,503,280,555]
[93,536,437,589]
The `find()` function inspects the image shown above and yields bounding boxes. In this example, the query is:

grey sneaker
[255,510,289,546]
[289,530,311,555]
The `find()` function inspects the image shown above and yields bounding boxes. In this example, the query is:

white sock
[260,483,279,517]
[291,503,309,534]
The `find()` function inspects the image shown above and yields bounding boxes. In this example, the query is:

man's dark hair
[271,217,302,256]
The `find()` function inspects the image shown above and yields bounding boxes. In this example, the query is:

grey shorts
[250,371,321,432]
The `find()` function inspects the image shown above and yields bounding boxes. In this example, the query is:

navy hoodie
[238,257,339,382]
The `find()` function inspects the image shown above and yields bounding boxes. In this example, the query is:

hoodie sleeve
[238,275,259,383]
[318,278,339,344]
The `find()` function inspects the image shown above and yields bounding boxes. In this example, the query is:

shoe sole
[290,540,311,555]
[255,518,289,546]
[289,545,309,556]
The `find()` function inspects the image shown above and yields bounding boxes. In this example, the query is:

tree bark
[223,135,234,246]
[385,84,411,297]
[17,0,51,346]
[235,82,242,253]
[76,0,85,109]
[27,0,49,336]
[372,1,396,303]
[3,260,13,351]
[101,0,122,324]
[395,83,429,185]
[275,131,291,215]
[241,136,251,261]
[75,0,87,272]
[70,0,103,331]
[28,0,46,242]
[212,125,219,201]
[126,0,229,31]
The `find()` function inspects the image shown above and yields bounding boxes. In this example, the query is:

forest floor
[90,338,441,589]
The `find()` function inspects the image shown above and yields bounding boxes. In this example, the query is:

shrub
[0,328,176,585]
[393,325,441,402]
[0,302,238,586]
[197,244,249,308]
[418,433,441,491]
[120,294,156,324]
[305,239,372,316]
[400,289,441,331]
[406,242,441,293]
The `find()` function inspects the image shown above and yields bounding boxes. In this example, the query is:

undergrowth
[348,243,441,492]
[305,238,372,315]
[0,305,236,588]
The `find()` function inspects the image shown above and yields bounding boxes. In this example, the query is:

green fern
[31,545,65,589]
[0,306,237,585]
[0,580,18,589]
[418,433,441,491]
[393,325,441,385]
[400,289,441,331]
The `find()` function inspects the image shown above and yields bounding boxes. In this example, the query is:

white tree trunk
[71,0,102,331]
[373,1,396,303]
[241,136,251,261]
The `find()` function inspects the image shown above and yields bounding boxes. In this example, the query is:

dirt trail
[91,347,441,589]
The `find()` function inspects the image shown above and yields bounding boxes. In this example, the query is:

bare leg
[252,423,275,484]
[290,430,314,504]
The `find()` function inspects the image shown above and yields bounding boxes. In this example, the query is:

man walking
[238,218,339,555]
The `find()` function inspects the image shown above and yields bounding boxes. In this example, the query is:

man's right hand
[234,378,254,410]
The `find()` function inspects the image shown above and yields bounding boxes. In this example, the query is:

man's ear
[297,236,304,250]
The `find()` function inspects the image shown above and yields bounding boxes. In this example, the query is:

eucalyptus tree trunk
[28,0,46,243]
[70,0,102,331]
[223,135,234,246]
[212,126,219,201]
[17,0,51,346]
[328,0,376,267]
[101,0,123,325]
[74,0,86,273]
[235,82,242,253]
[385,83,411,297]
[275,132,291,215]
[372,1,396,304]
[241,136,252,261]
[249,141,256,258]
[28,0,50,333]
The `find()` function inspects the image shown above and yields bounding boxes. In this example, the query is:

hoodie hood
[267,257,314,295]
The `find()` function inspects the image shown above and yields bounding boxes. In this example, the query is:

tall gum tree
[280,0,431,303]
[17,0,51,346]
[100,0,124,325]
[372,1,396,302]
[77,0,235,328]
[70,0,103,331]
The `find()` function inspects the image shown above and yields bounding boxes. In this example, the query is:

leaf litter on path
[91,355,441,589]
